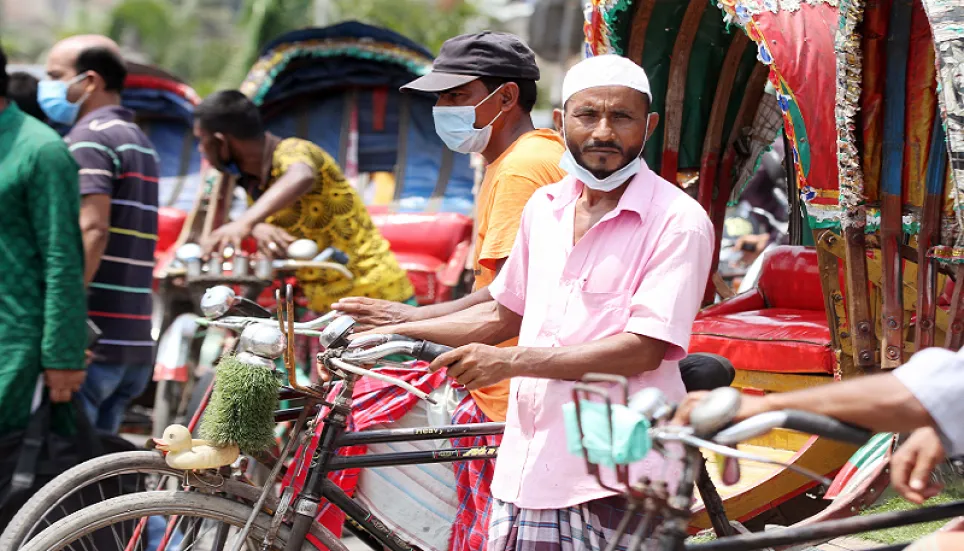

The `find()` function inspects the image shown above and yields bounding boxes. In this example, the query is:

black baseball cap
[401,31,540,93]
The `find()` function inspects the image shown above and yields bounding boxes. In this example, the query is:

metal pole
[557,0,582,104]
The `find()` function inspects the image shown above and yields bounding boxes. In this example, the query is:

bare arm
[424,332,668,391]
[374,299,521,348]
[80,194,111,286]
[675,373,933,435]
[234,162,314,229]
[756,374,932,434]
[409,287,493,321]
[334,259,506,328]
[201,163,314,255]
[516,333,666,380]
[408,257,506,321]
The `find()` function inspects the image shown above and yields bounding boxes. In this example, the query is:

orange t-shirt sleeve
[477,170,543,271]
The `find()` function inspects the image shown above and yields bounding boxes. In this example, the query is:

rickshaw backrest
[157,207,188,256]
[757,246,825,312]
[370,212,473,262]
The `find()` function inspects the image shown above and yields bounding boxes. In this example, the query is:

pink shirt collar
[547,158,657,219]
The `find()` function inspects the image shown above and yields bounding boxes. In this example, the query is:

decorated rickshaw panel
[238,23,476,215]
[586,0,763,177]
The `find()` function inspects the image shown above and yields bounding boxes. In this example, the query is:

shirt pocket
[558,286,631,346]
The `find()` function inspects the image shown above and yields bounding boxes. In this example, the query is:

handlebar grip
[782,410,872,446]
[331,249,350,265]
[412,341,453,363]
[318,247,350,265]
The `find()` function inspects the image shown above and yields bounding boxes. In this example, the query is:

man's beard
[568,139,637,180]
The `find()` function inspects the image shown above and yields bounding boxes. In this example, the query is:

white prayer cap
[561,54,652,105]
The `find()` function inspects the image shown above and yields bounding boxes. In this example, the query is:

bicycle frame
[280,370,503,551]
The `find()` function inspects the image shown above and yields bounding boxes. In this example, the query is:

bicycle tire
[17,491,341,551]
[0,451,294,550]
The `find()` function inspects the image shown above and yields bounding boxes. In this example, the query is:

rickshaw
[150,21,483,436]
[591,0,963,537]
[166,21,479,309]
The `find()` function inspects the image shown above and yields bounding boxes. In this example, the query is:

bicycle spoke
[212,521,232,551]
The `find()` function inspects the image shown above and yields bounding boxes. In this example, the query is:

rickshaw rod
[328,357,435,403]
[687,499,964,550]
[658,431,833,487]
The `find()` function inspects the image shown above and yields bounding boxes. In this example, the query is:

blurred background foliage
[2,0,491,96]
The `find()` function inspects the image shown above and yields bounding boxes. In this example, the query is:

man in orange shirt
[334,32,565,423]
[331,32,565,551]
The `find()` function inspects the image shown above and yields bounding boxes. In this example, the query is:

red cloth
[450,396,502,551]
[281,365,501,551]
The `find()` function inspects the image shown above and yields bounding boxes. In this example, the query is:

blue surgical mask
[562,399,652,466]
[558,118,649,192]
[432,85,505,154]
[37,73,91,126]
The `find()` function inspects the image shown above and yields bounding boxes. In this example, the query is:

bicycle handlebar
[710,409,870,446]
[338,338,452,365]
[775,410,871,445]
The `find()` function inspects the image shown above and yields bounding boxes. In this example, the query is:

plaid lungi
[488,496,653,551]
[450,396,502,551]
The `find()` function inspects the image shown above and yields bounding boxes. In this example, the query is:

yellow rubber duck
[153,424,240,471]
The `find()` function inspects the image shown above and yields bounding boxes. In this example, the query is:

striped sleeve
[69,141,118,196]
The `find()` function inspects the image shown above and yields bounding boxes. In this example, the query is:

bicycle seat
[680,353,735,392]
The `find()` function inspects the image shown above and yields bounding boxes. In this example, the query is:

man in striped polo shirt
[42,35,159,433]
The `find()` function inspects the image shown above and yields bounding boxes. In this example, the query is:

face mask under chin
[559,118,650,192]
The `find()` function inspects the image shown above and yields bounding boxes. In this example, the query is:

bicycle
[151,239,352,437]
[18,305,740,551]
[563,377,964,551]
[0,284,343,551]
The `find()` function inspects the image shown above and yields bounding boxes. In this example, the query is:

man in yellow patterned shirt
[196,90,414,311]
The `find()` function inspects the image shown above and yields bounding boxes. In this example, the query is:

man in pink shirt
[364,54,714,551]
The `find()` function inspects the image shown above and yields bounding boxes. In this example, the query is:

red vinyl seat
[370,212,473,305]
[157,207,187,257]
[690,246,835,374]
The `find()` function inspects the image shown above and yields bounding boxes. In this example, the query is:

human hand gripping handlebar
[308,314,453,404]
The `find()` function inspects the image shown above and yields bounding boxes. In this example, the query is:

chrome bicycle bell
[320,316,356,349]
[200,286,237,319]
[236,324,287,370]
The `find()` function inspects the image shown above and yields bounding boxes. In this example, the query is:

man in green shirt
[0,46,87,436]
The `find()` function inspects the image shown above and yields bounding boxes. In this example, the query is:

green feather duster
[199,355,281,454]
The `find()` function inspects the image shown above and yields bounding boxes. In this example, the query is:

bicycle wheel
[19,491,342,551]
[0,451,276,550]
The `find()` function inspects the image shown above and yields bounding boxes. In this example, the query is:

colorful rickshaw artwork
[591,0,964,536]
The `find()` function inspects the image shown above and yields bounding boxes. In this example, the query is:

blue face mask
[37,73,91,126]
[432,85,504,154]
[563,399,652,466]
